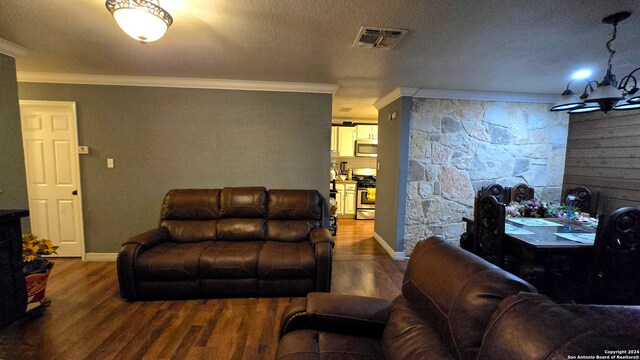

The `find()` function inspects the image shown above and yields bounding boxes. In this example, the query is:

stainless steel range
[352,168,376,220]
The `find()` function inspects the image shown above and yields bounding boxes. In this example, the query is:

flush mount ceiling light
[551,11,640,114]
[105,0,173,43]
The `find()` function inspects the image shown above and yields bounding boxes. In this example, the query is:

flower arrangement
[505,198,553,218]
[22,234,58,263]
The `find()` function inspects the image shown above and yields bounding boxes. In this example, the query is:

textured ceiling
[1,0,639,120]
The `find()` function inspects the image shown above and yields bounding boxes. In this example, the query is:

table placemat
[505,224,535,235]
[553,232,596,244]
[508,218,559,227]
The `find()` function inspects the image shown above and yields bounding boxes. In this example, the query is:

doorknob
[72,190,78,196]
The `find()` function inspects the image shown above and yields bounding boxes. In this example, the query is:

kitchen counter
[334,179,357,184]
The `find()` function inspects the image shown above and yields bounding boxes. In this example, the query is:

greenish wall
[18,83,332,253]
[0,54,28,221]
[375,97,411,253]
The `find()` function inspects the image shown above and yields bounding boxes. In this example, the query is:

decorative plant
[22,234,58,263]
[506,198,552,218]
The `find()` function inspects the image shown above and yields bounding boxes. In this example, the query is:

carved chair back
[565,187,598,215]
[510,183,534,203]
[473,195,506,268]
[478,184,510,204]
[591,207,640,304]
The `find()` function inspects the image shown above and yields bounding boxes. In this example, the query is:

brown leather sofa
[276,236,640,360]
[117,187,333,300]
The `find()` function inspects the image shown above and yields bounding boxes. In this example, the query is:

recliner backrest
[218,187,268,241]
[401,237,535,360]
[266,189,323,242]
[160,189,221,242]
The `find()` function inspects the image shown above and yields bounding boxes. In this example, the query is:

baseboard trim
[84,253,118,262]
[373,232,406,260]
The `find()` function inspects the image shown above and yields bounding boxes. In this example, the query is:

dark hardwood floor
[0,219,406,360]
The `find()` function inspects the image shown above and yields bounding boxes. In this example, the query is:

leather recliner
[117,187,333,300]
[276,236,640,360]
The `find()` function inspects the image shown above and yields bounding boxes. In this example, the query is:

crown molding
[0,38,30,58]
[16,72,339,94]
[375,86,556,109]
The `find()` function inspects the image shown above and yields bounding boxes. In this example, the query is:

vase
[24,260,53,312]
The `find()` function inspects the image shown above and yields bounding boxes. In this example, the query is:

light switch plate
[107,158,114,168]
[78,146,89,154]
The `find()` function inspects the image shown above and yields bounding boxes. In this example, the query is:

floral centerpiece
[22,234,58,311]
[505,198,554,218]
[22,234,58,273]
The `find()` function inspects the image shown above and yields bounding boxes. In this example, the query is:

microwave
[355,139,378,157]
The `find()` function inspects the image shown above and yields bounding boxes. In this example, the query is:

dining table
[462,216,598,299]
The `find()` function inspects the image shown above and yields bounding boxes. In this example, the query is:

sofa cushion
[218,218,266,241]
[221,187,267,218]
[478,292,640,360]
[200,241,263,279]
[267,220,318,242]
[401,237,535,360]
[161,189,221,220]
[276,329,384,360]
[268,190,323,220]
[382,296,454,360]
[161,220,218,243]
[258,241,316,279]
[135,242,212,281]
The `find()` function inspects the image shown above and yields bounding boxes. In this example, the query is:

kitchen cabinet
[330,126,338,153]
[337,127,356,157]
[334,182,356,217]
[356,125,378,140]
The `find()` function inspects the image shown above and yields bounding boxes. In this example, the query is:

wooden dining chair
[589,207,640,305]
[473,195,507,268]
[510,183,534,203]
[478,184,510,204]
[565,187,598,215]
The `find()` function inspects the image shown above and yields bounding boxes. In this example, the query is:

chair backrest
[401,237,535,360]
[591,207,640,304]
[478,184,509,204]
[510,183,534,202]
[266,189,324,242]
[565,187,597,215]
[473,195,506,267]
[160,189,221,242]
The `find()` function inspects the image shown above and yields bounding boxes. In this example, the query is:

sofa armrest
[117,228,169,301]
[123,227,170,249]
[279,292,391,339]
[309,228,334,247]
[311,228,334,292]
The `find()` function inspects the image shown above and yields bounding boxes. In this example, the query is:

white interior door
[19,101,85,258]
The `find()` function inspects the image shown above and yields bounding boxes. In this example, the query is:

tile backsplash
[335,156,377,172]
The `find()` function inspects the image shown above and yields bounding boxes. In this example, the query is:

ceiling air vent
[354,27,407,49]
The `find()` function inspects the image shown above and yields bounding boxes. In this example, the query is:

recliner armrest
[309,228,334,247]
[123,227,170,249]
[279,292,391,339]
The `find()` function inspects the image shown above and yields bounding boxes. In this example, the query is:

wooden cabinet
[0,210,29,328]
[344,184,357,215]
[334,183,356,217]
[330,126,338,153]
[337,127,356,157]
[356,125,378,140]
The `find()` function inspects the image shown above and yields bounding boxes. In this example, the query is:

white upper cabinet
[331,126,338,152]
[337,127,356,157]
[356,125,378,140]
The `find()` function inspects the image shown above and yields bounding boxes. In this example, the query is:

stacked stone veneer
[404,98,569,255]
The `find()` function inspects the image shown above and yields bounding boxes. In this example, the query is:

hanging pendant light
[105,0,173,43]
[551,11,640,114]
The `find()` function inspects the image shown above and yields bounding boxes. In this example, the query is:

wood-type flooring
[0,219,406,360]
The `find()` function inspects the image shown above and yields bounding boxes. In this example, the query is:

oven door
[357,189,376,209]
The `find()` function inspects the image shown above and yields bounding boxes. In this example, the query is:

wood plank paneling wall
[563,109,640,215]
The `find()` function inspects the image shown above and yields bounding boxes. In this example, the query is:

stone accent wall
[404,98,569,255]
